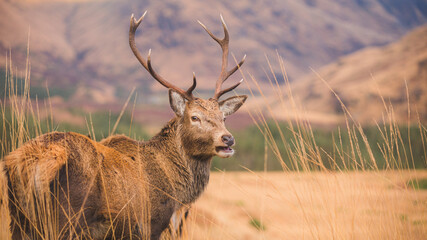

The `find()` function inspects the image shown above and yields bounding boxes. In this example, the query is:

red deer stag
[2,11,247,239]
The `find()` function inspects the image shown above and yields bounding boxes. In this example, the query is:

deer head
[129,12,247,158]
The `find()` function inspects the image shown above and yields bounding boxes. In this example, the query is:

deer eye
[191,116,200,122]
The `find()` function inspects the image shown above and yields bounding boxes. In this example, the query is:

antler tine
[129,11,194,100]
[185,72,197,96]
[216,79,243,99]
[224,54,246,81]
[199,15,245,100]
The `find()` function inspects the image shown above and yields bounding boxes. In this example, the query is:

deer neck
[152,117,212,204]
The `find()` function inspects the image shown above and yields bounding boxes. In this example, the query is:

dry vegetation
[187,171,427,239]
[1,48,426,239]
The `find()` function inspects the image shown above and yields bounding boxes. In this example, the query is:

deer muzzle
[216,134,235,158]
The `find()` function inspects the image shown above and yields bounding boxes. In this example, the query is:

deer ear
[219,95,247,116]
[169,89,187,117]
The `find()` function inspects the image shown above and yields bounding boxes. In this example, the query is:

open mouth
[216,146,234,154]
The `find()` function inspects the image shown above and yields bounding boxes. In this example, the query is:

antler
[198,15,246,100]
[129,11,196,100]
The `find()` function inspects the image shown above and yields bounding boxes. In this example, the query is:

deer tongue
[216,146,233,153]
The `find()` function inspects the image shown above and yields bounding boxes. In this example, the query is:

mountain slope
[0,0,426,103]
[267,24,427,124]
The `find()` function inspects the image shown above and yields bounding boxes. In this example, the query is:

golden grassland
[185,171,427,239]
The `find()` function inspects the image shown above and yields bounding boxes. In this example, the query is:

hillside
[266,24,427,125]
[1,0,426,104]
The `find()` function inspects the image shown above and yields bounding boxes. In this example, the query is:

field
[187,171,427,239]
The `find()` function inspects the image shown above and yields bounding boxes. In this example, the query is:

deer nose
[221,135,235,146]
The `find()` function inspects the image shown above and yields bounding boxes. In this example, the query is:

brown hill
[266,24,427,125]
[1,0,426,104]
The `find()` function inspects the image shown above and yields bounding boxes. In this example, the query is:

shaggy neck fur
[149,117,211,204]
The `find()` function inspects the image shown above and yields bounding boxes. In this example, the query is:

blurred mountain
[0,0,426,104]
[266,24,427,125]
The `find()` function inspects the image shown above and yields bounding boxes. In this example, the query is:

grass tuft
[249,217,266,231]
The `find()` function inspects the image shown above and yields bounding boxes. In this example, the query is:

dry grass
[185,171,427,239]
[1,43,426,239]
